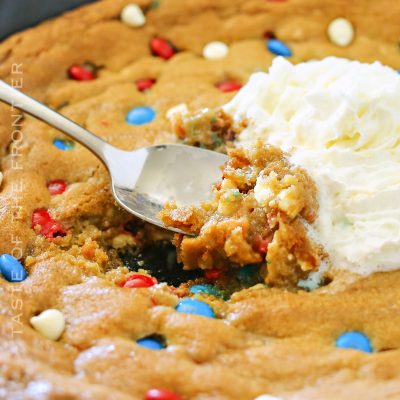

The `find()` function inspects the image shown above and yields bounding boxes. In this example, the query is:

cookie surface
[1,1,400,399]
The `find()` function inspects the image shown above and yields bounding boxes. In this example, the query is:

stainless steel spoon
[0,80,227,234]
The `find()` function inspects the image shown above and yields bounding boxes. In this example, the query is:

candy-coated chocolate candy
[336,331,373,353]
[53,139,74,151]
[126,106,156,125]
[0,254,28,282]
[189,284,223,298]
[32,209,66,239]
[68,65,95,81]
[121,273,158,288]
[236,264,261,285]
[137,337,165,350]
[47,180,67,195]
[267,39,292,57]
[136,78,156,92]
[175,298,215,318]
[145,389,182,400]
[216,81,242,92]
[150,37,176,60]
[204,269,224,281]
[253,235,270,255]
[263,30,276,40]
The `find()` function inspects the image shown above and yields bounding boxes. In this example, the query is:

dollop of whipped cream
[223,56,400,275]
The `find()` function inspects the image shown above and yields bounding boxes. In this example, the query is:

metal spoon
[0,80,227,234]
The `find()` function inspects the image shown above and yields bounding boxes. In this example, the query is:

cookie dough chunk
[160,141,322,286]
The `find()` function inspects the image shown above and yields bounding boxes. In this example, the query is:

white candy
[327,18,354,47]
[121,4,146,28]
[166,103,188,120]
[30,309,65,341]
[254,395,283,400]
[203,41,229,60]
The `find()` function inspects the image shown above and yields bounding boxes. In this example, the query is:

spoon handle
[0,80,115,164]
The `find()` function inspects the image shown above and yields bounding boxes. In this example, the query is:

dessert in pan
[0,0,400,399]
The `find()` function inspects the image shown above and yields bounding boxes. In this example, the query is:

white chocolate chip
[254,396,283,400]
[166,103,188,121]
[121,4,146,28]
[327,17,354,47]
[0,172,3,188]
[30,309,65,341]
[202,41,229,60]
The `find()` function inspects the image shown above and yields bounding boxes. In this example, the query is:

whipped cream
[223,57,400,275]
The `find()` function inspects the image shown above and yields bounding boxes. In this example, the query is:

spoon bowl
[0,80,227,234]
[105,143,227,233]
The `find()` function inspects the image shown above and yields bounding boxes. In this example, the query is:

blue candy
[267,39,292,57]
[175,298,215,318]
[0,254,28,282]
[126,106,156,125]
[190,284,224,298]
[53,139,74,151]
[136,337,165,350]
[336,331,373,353]
[236,264,260,285]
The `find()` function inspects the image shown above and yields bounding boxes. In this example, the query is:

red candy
[136,78,156,92]
[145,389,182,400]
[32,209,66,239]
[263,30,276,40]
[216,81,242,93]
[150,37,176,60]
[121,273,158,288]
[253,234,270,255]
[204,269,224,281]
[47,180,67,195]
[68,65,95,81]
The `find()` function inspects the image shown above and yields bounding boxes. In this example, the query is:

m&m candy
[236,264,261,285]
[145,389,182,400]
[32,209,66,239]
[126,106,156,125]
[336,331,373,353]
[0,254,28,282]
[47,180,67,195]
[68,65,95,81]
[136,78,156,92]
[137,336,165,350]
[150,37,176,60]
[204,269,224,281]
[120,273,158,288]
[175,298,215,318]
[216,81,242,92]
[189,284,223,298]
[267,39,292,57]
[53,139,74,151]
